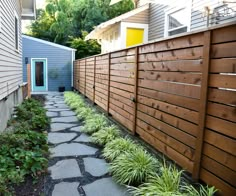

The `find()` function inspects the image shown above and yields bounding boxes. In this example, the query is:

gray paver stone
[51,116,78,123]
[52,182,80,196]
[83,178,129,196]
[54,104,69,108]
[49,159,81,179]
[46,111,58,118]
[48,133,77,144]
[70,126,83,132]
[83,158,108,177]
[51,123,76,132]
[44,105,56,109]
[47,108,70,112]
[50,143,98,157]
[60,111,76,116]
[74,134,91,143]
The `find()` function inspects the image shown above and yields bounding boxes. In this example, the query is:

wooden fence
[73,23,236,195]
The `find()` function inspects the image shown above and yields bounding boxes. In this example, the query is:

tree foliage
[27,0,134,58]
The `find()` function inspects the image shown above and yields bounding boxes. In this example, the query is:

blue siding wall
[22,37,73,91]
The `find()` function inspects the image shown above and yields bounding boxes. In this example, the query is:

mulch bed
[14,175,46,196]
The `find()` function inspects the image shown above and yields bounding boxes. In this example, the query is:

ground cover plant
[0,98,49,195]
[91,125,121,146]
[103,138,140,161]
[64,91,217,196]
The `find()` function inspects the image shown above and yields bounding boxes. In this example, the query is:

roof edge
[22,35,77,51]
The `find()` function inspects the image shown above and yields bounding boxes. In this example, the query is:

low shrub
[109,149,159,186]
[13,98,50,131]
[0,98,49,195]
[103,138,139,161]
[129,163,183,195]
[91,125,121,146]
[82,114,108,135]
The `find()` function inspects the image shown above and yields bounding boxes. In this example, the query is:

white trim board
[23,35,76,51]
[31,58,48,92]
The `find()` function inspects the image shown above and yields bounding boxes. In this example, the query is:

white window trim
[164,2,192,37]
[14,10,19,52]
[120,22,149,48]
[31,58,48,92]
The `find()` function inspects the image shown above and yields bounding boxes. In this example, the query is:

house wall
[0,0,24,132]
[148,0,236,41]
[0,0,22,100]
[22,37,73,91]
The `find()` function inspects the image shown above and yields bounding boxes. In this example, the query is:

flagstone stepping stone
[83,158,108,177]
[46,111,58,118]
[47,108,70,112]
[74,134,91,142]
[45,102,54,105]
[49,159,82,179]
[44,105,56,109]
[54,104,69,108]
[50,143,98,157]
[51,123,75,132]
[51,116,78,123]
[83,178,128,196]
[48,133,77,144]
[70,126,83,132]
[52,182,80,196]
[60,111,76,116]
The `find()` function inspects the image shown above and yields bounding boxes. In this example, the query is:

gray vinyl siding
[0,0,22,101]
[148,0,236,41]
[124,9,149,24]
[148,2,169,41]
[22,37,73,91]
[191,0,236,31]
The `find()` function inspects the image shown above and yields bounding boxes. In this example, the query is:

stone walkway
[44,92,128,196]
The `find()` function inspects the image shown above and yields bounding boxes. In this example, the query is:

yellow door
[126,28,144,47]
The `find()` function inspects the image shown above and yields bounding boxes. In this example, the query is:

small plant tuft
[91,125,120,146]
[182,184,217,196]
[82,114,108,135]
[103,138,139,161]
[129,163,183,195]
[109,149,159,186]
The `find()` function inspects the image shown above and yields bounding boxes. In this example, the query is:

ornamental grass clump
[91,125,121,146]
[109,148,159,186]
[82,113,108,135]
[76,107,95,120]
[103,138,139,161]
[129,163,183,196]
[182,184,217,196]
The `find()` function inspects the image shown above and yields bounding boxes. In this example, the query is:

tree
[27,0,134,58]
[69,32,101,59]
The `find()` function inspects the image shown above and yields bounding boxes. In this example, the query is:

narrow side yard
[45,92,128,196]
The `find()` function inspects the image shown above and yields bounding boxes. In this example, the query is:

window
[14,11,19,51]
[165,5,191,37]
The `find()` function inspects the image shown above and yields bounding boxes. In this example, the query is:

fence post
[93,56,96,104]
[78,60,80,93]
[132,46,139,135]
[107,53,111,114]
[192,31,212,181]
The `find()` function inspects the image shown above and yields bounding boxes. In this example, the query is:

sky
[22,0,46,33]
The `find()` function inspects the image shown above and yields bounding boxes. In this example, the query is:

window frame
[14,10,19,52]
[164,3,191,37]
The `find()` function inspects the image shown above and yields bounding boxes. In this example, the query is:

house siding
[22,37,73,91]
[191,0,236,31]
[0,0,22,101]
[123,8,149,24]
[148,0,236,41]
